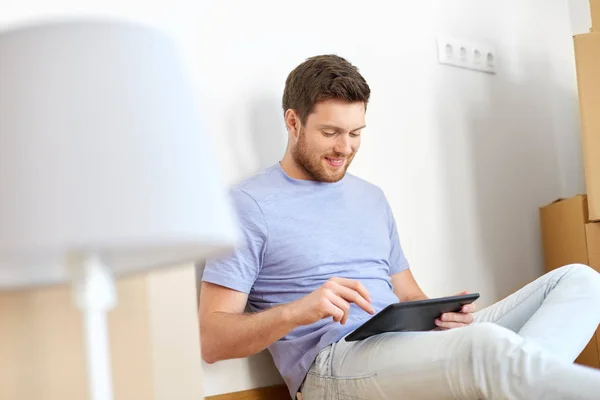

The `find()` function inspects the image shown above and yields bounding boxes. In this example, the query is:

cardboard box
[539,195,600,368]
[0,266,204,400]
[574,33,600,221]
[591,0,600,32]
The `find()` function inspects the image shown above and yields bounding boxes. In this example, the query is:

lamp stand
[72,255,117,400]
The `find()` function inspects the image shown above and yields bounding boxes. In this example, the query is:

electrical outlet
[437,37,496,74]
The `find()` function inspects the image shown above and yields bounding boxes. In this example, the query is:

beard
[291,128,355,183]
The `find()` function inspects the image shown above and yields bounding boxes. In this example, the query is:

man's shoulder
[230,164,282,203]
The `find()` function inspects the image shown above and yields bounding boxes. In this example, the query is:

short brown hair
[282,54,371,124]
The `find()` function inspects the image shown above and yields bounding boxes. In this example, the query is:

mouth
[324,157,345,168]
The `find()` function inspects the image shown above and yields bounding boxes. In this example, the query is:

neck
[280,151,312,180]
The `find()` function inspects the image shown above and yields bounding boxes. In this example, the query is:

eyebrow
[318,124,366,133]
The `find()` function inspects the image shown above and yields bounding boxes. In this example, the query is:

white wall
[0,0,586,396]
[570,0,592,34]
[190,0,583,305]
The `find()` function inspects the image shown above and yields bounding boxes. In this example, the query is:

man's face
[291,100,366,183]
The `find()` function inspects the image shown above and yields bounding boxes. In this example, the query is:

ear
[284,109,302,140]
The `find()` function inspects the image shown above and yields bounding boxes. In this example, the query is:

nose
[334,135,352,155]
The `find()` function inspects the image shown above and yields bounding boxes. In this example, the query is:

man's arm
[390,269,428,302]
[199,282,297,363]
[199,278,374,364]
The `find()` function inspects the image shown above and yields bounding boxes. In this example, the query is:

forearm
[401,291,428,301]
[201,302,298,363]
[391,270,428,302]
[394,283,428,302]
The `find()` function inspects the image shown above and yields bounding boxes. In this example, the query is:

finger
[323,298,345,323]
[441,312,474,324]
[330,277,372,303]
[332,283,375,314]
[435,319,468,329]
[462,304,477,313]
[327,292,351,325]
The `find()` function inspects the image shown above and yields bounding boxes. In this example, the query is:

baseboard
[205,384,290,400]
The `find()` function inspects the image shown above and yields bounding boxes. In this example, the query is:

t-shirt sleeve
[382,192,410,275]
[201,189,267,293]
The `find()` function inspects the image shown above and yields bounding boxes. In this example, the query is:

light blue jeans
[300,264,600,399]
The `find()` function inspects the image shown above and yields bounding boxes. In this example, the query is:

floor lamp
[0,19,237,400]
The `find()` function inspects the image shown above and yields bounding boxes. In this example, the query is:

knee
[460,323,547,398]
[561,264,600,302]
[560,263,597,277]
[464,323,521,362]
[467,322,515,343]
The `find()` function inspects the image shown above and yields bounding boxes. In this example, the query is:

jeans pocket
[335,373,379,400]
[302,372,379,400]
[301,372,330,400]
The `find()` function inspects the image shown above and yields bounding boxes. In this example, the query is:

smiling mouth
[325,157,345,168]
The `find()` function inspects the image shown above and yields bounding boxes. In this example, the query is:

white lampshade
[0,20,238,288]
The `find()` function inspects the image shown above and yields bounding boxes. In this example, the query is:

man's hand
[434,291,477,330]
[289,277,375,326]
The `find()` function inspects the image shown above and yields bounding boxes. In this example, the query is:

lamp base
[72,255,116,400]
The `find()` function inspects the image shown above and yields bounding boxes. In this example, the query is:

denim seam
[488,284,546,326]
[306,371,378,381]
[487,270,571,328]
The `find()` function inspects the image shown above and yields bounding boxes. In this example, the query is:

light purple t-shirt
[202,163,410,398]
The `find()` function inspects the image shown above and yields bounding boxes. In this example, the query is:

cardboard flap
[541,195,589,222]
[539,195,590,271]
[592,0,600,32]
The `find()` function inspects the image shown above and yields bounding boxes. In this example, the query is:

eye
[350,131,361,138]
[322,130,336,137]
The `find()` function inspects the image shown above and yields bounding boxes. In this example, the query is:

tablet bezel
[345,292,480,342]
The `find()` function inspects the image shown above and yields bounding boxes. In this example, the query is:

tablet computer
[345,293,480,342]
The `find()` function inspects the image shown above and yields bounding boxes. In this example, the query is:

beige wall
[0,265,203,400]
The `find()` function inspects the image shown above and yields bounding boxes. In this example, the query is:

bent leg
[302,322,600,400]
[474,264,600,362]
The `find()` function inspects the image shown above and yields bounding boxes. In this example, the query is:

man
[200,54,600,399]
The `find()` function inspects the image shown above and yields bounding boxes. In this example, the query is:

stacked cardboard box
[540,196,600,368]
[573,1,600,221]
[539,1,600,369]
[591,0,600,33]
